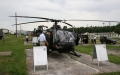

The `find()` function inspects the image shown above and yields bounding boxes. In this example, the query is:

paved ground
[25,42,120,75]
[0,52,12,56]
[26,49,99,75]
[108,49,120,56]
[25,48,120,75]
[24,41,33,45]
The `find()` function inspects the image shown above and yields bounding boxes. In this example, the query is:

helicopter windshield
[56,30,75,42]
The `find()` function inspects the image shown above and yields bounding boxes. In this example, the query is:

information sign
[33,46,48,72]
[92,44,108,66]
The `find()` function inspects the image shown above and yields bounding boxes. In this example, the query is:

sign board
[92,44,108,66]
[33,46,48,72]
[32,37,38,43]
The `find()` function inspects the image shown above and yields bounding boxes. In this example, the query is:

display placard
[92,44,108,66]
[95,44,108,61]
[33,46,48,71]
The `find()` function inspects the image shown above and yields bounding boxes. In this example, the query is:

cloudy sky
[0,0,120,31]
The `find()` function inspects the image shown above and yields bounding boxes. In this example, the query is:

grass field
[0,34,33,75]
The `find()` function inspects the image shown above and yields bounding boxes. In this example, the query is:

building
[87,32,119,38]
[0,28,9,34]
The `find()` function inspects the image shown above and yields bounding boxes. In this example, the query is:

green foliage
[0,34,33,75]
[115,23,120,34]
[68,23,120,35]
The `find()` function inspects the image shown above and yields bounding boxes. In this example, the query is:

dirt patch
[24,41,33,45]
[107,49,120,56]
[0,52,12,56]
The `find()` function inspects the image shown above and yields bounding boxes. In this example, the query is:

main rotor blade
[62,22,73,27]
[10,16,53,21]
[66,20,119,22]
[12,21,48,26]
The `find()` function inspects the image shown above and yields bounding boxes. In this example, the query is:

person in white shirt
[93,36,96,44]
[38,31,48,46]
[26,35,29,42]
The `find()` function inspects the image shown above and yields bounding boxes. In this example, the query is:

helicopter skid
[68,50,81,57]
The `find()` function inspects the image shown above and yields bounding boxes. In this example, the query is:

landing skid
[68,50,81,57]
[47,49,81,57]
[47,50,53,55]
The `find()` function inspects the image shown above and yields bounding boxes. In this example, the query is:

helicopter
[10,16,81,57]
[32,25,48,46]
[33,25,48,37]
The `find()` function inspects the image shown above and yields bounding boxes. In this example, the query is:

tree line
[68,23,120,35]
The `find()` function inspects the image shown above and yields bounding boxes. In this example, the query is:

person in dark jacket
[46,32,51,54]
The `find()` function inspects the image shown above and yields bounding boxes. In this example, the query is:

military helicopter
[33,25,48,37]
[10,16,80,57]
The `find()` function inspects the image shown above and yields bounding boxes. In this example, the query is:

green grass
[106,45,120,50]
[95,72,120,75]
[114,38,120,44]
[0,34,33,75]
[75,45,93,55]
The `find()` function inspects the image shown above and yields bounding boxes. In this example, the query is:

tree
[115,23,120,36]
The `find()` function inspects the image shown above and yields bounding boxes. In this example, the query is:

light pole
[20,25,21,35]
[15,12,17,38]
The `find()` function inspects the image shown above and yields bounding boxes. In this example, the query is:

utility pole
[15,12,17,38]
[109,22,111,36]
[20,25,21,35]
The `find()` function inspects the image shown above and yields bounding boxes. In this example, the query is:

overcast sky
[0,0,120,31]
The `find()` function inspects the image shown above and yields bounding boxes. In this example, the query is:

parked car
[100,36,116,44]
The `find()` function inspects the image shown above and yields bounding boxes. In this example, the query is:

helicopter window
[56,30,75,42]
[63,26,67,30]
[56,25,61,29]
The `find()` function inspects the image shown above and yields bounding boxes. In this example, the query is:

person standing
[26,35,29,42]
[38,31,48,46]
[34,28,36,36]
[79,36,81,45]
[46,32,51,54]
[93,36,96,44]
[30,32,33,41]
